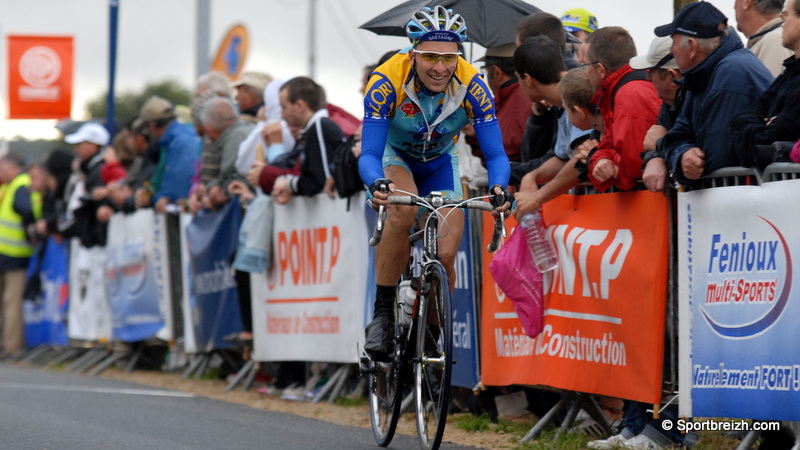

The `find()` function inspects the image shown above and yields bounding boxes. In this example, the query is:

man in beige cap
[629,36,685,193]
[231,71,273,122]
[138,96,199,213]
[466,43,531,164]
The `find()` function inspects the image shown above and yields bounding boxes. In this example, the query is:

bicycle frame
[365,190,505,450]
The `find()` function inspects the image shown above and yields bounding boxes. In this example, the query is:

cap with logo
[139,96,176,122]
[629,36,680,71]
[64,122,110,146]
[561,8,598,34]
[654,1,727,39]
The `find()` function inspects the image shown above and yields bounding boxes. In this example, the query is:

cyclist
[359,5,513,362]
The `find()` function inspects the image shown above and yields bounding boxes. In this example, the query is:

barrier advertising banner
[68,240,112,341]
[481,191,669,403]
[24,239,69,347]
[451,213,481,389]
[105,210,171,342]
[678,180,800,420]
[186,199,242,352]
[179,213,198,354]
[252,194,368,363]
[7,35,73,119]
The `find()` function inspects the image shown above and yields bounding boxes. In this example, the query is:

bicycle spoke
[368,330,402,447]
[414,262,452,450]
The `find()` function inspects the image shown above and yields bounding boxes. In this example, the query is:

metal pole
[196,0,211,80]
[106,0,119,138]
[308,0,317,79]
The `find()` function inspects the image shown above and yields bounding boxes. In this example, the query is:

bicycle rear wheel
[368,324,402,446]
[413,261,452,450]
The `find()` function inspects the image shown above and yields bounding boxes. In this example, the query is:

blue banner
[106,210,168,342]
[679,181,800,420]
[24,238,69,347]
[364,202,376,329]
[364,203,480,388]
[451,214,480,389]
[186,199,243,352]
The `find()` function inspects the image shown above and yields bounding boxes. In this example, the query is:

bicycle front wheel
[413,261,452,450]
[368,327,402,446]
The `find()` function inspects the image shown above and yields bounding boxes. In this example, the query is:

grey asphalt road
[0,364,473,450]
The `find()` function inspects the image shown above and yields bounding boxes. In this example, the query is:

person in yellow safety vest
[0,153,42,357]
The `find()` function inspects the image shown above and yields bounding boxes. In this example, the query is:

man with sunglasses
[359,5,512,361]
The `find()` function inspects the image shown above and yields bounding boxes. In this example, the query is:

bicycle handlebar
[368,194,506,252]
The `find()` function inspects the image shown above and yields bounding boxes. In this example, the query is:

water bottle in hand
[519,210,558,273]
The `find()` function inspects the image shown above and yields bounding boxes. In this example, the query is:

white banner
[67,240,111,341]
[179,213,198,354]
[252,193,368,363]
[678,179,800,419]
[105,210,173,342]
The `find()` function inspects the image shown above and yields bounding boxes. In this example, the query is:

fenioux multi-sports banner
[252,194,368,363]
[481,191,670,404]
[678,179,800,420]
[7,36,73,119]
[105,210,171,343]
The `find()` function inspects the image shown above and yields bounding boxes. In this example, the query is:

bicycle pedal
[359,355,374,372]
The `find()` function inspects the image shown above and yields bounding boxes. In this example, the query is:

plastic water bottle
[519,210,558,273]
[397,280,416,327]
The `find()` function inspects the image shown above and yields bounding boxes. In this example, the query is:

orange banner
[7,35,73,119]
[481,191,669,403]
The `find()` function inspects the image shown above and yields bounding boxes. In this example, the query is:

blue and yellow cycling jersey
[358,50,510,189]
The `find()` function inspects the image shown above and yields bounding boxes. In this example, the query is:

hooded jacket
[661,32,773,185]
[587,64,661,191]
[153,120,200,203]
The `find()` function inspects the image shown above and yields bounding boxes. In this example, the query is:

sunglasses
[414,50,462,64]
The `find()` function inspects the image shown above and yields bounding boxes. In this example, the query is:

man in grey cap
[629,36,685,192]
[656,1,773,186]
[138,95,199,212]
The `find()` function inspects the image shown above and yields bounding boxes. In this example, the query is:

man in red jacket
[584,27,661,191]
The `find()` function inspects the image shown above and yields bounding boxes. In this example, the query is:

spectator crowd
[4,1,800,448]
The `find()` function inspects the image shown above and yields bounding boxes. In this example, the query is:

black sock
[373,285,396,320]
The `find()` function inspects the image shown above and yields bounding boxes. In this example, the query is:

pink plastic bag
[488,225,545,338]
[790,138,800,163]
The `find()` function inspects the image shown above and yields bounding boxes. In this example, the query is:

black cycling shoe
[364,316,395,362]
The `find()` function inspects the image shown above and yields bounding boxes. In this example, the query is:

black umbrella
[360,0,579,48]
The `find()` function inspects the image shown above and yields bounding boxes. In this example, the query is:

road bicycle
[361,189,505,450]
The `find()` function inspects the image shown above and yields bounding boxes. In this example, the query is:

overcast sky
[1,0,740,140]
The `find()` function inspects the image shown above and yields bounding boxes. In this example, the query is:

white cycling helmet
[406,6,467,45]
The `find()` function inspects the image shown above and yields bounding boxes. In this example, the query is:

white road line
[0,383,195,398]
[544,309,622,324]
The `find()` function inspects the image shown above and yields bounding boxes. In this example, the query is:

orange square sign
[481,191,670,403]
[7,35,73,119]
